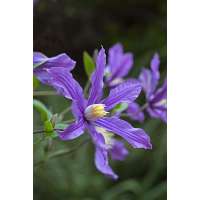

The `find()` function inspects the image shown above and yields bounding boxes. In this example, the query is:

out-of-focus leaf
[83,51,95,78]
[102,180,142,200]
[33,99,52,122]
[139,182,166,200]
[55,123,67,130]
[113,102,128,114]
[33,75,40,89]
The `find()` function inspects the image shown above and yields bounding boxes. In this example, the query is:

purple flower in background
[105,43,134,87]
[33,52,76,98]
[126,102,145,122]
[127,54,167,123]
[47,47,152,179]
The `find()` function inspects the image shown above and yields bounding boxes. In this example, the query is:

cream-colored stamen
[95,126,114,148]
[84,104,109,121]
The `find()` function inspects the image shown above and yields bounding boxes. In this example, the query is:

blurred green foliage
[34,0,166,199]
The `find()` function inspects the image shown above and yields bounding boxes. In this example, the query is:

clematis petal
[148,79,167,123]
[33,68,51,85]
[110,53,133,81]
[86,123,106,148]
[147,107,167,123]
[33,52,76,70]
[95,146,118,180]
[33,52,47,65]
[71,102,84,120]
[109,140,128,161]
[59,118,85,140]
[94,117,152,149]
[88,47,106,105]
[139,68,156,98]
[108,43,123,76]
[86,123,118,180]
[107,43,133,82]
[48,68,85,113]
[127,102,145,122]
[33,52,76,85]
[102,80,142,111]
[151,79,167,105]
[150,53,160,81]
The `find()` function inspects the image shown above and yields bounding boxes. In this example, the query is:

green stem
[33,91,58,96]
[33,128,64,134]
[33,119,75,134]
[59,107,71,120]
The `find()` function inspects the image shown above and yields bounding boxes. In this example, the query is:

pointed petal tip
[145,141,153,150]
[111,174,119,180]
[100,45,105,51]
[58,129,69,141]
[97,46,106,63]
[153,52,160,58]
[112,42,123,49]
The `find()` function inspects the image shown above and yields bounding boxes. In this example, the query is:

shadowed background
[34,0,166,199]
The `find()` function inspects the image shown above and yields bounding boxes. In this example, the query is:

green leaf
[44,120,54,132]
[33,99,52,122]
[139,182,166,200]
[113,102,128,113]
[33,75,40,89]
[83,51,95,78]
[44,120,58,138]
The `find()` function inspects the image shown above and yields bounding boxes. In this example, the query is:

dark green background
[34,0,167,199]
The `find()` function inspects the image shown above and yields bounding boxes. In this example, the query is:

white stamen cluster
[84,104,109,121]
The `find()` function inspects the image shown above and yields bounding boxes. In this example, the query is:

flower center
[84,104,108,121]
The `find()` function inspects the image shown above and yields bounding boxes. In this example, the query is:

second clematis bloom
[127,53,167,123]
[105,43,134,87]
[33,52,76,98]
[47,47,152,179]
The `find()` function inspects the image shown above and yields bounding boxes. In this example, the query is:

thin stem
[33,128,64,134]
[59,107,71,120]
[34,139,89,167]
[33,119,74,135]
[62,119,75,124]
[33,91,58,96]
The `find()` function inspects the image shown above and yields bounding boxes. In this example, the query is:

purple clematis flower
[105,43,134,87]
[47,47,152,179]
[127,53,167,123]
[126,102,145,122]
[33,52,76,98]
